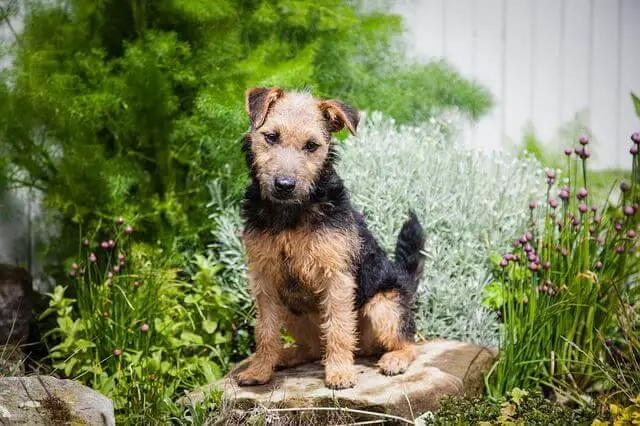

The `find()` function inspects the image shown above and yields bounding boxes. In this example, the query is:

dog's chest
[243,226,358,314]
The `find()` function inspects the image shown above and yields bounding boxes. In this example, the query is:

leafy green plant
[0,0,492,271]
[40,219,242,424]
[424,388,596,425]
[485,134,640,398]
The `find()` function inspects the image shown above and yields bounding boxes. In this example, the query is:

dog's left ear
[319,100,360,136]
[245,87,284,129]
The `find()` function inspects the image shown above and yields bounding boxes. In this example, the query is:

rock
[187,340,496,422]
[0,264,34,345]
[0,376,115,426]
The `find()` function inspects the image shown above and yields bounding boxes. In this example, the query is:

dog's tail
[394,210,426,293]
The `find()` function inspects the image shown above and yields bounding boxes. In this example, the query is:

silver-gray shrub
[209,112,545,346]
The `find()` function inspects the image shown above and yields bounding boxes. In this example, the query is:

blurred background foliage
[0,0,491,271]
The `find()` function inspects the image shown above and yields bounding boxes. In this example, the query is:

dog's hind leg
[277,313,322,369]
[360,289,417,376]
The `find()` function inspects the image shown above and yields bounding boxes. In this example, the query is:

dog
[237,87,426,389]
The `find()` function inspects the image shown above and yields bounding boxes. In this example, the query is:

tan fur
[358,290,417,375]
[247,91,339,202]
[236,281,284,385]
[241,224,360,388]
[277,313,322,369]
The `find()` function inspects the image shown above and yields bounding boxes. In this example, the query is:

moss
[426,389,597,425]
[41,394,85,426]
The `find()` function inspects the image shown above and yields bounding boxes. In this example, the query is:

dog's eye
[263,132,278,145]
[303,140,319,153]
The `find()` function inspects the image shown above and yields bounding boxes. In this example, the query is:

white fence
[393,0,640,170]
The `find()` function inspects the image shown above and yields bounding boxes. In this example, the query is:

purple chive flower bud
[529,200,537,210]
[525,231,532,241]
[546,170,556,179]
[71,263,79,270]
[528,253,537,262]
[581,147,591,158]
[597,236,605,245]
[605,338,613,347]
[108,239,115,248]
[559,190,570,200]
[113,349,122,358]
[628,230,637,238]
[631,145,639,156]
[69,270,76,278]
[624,206,635,216]
[564,148,573,156]
[513,240,522,248]
[101,241,109,250]
[579,135,589,145]
[591,205,598,213]
[116,217,125,225]
[577,188,588,200]
[547,177,555,185]
[616,246,625,254]
[529,262,538,271]
[543,262,551,270]
[107,271,113,279]
[575,147,583,156]
[118,254,126,262]
[634,203,639,213]
[578,203,588,214]
[615,222,623,232]
[125,225,134,234]
[524,244,533,253]
[89,252,97,263]
[82,239,90,248]
[500,258,508,268]
[561,248,568,257]
[620,182,630,192]
[572,217,580,226]
[593,215,601,224]
[140,323,150,333]
[595,261,603,270]
[632,132,640,144]
[549,199,558,209]
[113,265,120,273]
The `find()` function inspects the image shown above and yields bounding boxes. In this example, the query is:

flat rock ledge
[187,340,496,422]
[0,376,115,426]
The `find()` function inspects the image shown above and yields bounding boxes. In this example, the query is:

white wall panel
[391,0,640,169]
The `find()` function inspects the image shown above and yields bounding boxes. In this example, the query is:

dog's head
[244,87,359,204]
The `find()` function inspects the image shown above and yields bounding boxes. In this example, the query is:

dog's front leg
[237,290,282,386]
[321,272,358,389]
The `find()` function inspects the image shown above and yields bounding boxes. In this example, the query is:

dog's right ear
[245,87,283,129]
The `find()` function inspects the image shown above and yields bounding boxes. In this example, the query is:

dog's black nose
[274,176,296,193]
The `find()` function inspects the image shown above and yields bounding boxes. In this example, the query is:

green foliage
[485,138,640,398]
[0,0,492,269]
[40,221,246,424]
[632,92,640,119]
[425,388,596,425]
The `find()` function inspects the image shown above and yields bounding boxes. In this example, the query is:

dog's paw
[325,365,357,390]
[377,352,410,376]
[237,365,273,386]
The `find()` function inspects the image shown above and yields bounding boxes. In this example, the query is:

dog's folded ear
[319,100,360,136]
[245,87,283,129]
